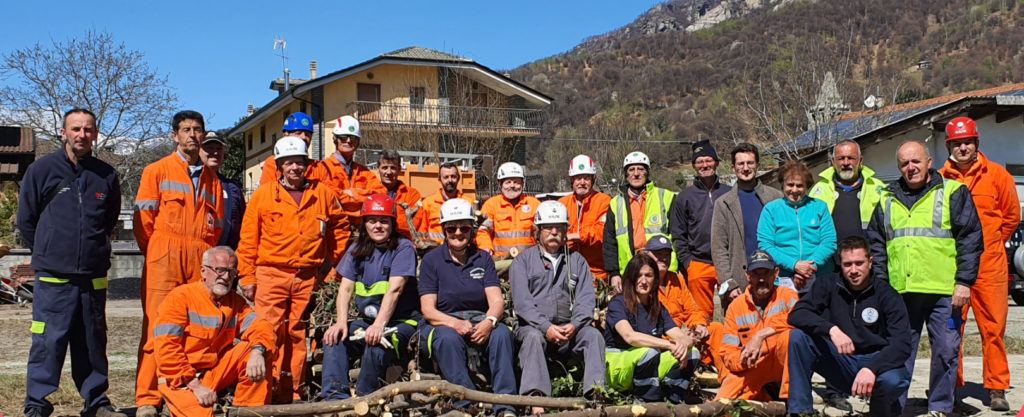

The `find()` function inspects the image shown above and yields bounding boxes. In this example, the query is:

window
[260,126,266,144]
[272,133,277,145]
[248,134,253,150]
[300,102,307,114]
[410,87,426,109]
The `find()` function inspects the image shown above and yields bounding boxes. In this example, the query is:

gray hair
[830,140,861,159]
[202,246,238,266]
[896,140,931,161]
[378,150,402,165]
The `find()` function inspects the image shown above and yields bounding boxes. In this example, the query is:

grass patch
[0,368,137,416]
[915,335,1024,357]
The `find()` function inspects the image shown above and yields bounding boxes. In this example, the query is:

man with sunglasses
[318,116,383,239]
[152,246,276,416]
[237,136,349,402]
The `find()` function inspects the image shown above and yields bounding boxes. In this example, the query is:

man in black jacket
[17,109,125,417]
[787,236,911,417]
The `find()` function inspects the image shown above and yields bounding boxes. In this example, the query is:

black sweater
[788,273,912,375]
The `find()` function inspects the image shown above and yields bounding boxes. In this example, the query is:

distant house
[0,126,35,181]
[763,82,1024,183]
[227,46,553,195]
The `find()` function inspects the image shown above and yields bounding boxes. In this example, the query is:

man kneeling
[787,236,911,416]
[153,246,276,416]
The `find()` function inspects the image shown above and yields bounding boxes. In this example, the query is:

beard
[443,182,458,193]
[837,166,857,181]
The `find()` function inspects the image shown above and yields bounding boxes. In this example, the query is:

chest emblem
[861,307,879,324]
[469,267,485,280]
[522,204,531,213]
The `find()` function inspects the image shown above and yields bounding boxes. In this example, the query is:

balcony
[348,101,544,137]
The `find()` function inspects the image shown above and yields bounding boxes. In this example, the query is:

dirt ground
[1,300,1023,416]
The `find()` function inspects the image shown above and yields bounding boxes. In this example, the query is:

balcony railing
[349,101,544,131]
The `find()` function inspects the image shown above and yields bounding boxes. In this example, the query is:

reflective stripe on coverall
[715,286,798,401]
[559,191,611,282]
[477,194,541,258]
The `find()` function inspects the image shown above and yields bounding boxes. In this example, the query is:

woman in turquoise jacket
[757,160,837,293]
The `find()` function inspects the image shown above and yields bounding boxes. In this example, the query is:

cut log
[537,399,786,417]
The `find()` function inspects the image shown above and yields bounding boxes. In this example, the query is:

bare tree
[0,30,178,200]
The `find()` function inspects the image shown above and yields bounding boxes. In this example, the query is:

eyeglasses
[444,225,473,234]
[203,265,238,277]
[334,135,359,142]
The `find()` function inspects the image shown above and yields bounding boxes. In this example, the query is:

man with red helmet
[939,116,1020,412]
[237,136,349,402]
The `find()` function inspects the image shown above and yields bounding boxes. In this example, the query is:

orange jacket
[559,191,611,281]
[236,181,349,286]
[659,271,709,328]
[371,180,422,240]
[477,194,541,257]
[941,152,1021,279]
[720,286,798,373]
[258,155,323,187]
[133,152,224,254]
[416,189,474,243]
[318,153,383,224]
[152,282,276,388]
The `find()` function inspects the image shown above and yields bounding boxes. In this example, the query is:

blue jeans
[788,328,910,416]
[321,319,416,400]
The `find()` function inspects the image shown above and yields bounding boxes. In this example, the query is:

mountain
[511,0,1024,189]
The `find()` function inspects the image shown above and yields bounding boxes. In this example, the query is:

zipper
[77,168,84,272]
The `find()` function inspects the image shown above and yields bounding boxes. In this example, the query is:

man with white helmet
[259,112,318,187]
[319,115,383,239]
[603,151,677,293]
[237,136,349,402]
[558,155,612,283]
[477,162,541,259]
[511,200,605,412]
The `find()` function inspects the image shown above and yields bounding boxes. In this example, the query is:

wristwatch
[251,344,267,355]
[486,316,498,326]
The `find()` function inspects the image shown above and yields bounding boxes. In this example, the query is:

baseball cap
[644,236,672,252]
[203,131,225,145]
[747,250,776,271]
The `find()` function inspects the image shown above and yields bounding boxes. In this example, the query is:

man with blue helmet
[259,112,317,186]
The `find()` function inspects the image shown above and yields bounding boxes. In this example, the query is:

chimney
[310,61,318,80]
[247,102,255,116]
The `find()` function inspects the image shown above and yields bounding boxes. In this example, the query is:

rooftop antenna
[273,36,291,91]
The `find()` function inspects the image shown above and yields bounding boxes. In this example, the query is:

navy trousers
[787,328,910,416]
[900,293,960,413]
[420,322,516,413]
[321,319,416,399]
[25,274,111,416]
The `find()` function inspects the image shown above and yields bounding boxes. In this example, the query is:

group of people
[15,107,1020,417]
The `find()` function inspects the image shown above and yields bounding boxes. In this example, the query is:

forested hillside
[511,0,1024,190]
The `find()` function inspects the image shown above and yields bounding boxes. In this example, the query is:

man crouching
[152,246,276,417]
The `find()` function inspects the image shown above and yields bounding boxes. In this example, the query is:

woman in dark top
[320,195,419,400]
[605,254,698,403]
[418,198,516,416]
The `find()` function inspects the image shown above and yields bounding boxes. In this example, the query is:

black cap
[747,250,776,271]
[691,139,720,163]
[644,236,673,251]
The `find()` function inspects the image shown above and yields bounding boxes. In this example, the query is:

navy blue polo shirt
[419,243,500,314]
[604,294,677,350]
[337,238,419,320]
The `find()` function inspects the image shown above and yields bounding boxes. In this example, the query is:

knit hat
[691,139,720,163]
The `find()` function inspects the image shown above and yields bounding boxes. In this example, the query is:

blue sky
[1,0,660,130]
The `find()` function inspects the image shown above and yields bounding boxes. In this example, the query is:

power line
[530,137,694,144]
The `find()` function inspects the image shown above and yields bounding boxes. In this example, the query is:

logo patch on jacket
[469,267,485,280]
[95,192,106,200]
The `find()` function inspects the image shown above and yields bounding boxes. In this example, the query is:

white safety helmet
[534,200,569,226]
[496,162,525,180]
[440,198,475,224]
[622,151,650,170]
[332,115,362,138]
[274,135,308,159]
[568,154,597,176]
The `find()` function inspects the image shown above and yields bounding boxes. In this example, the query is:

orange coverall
[133,152,224,407]
[559,191,611,282]
[715,286,798,401]
[941,151,1021,390]
[318,153,383,230]
[659,271,721,371]
[371,180,421,240]
[259,155,322,188]
[477,194,541,258]
[416,189,473,243]
[153,282,276,417]
[237,180,348,401]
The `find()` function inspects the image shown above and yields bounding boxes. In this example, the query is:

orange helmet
[361,194,397,218]
[945,117,979,142]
